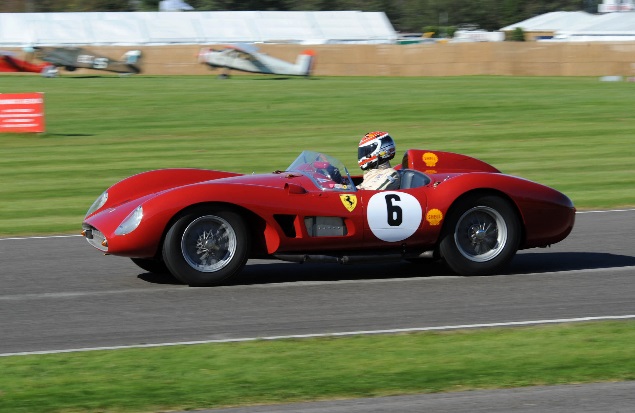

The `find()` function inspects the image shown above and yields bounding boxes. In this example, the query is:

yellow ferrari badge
[340,194,357,212]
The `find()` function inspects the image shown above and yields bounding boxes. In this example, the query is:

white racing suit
[357,165,400,190]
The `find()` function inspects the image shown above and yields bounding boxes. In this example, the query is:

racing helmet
[357,131,396,170]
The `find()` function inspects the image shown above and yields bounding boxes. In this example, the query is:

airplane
[0,50,57,76]
[198,44,316,78]
[31,47,142,76]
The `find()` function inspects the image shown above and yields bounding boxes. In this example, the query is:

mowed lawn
[0,75,633,236]
[1,321,634,413]
[1,75,634,412]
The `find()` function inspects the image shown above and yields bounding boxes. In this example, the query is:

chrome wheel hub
[181,216,237,272]
[455,206,507,262]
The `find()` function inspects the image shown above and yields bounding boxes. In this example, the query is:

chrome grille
[82,224,108,252]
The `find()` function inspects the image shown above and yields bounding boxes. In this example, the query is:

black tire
[162,208,250,286]
[440,195,520,276]
[130,257,170,274]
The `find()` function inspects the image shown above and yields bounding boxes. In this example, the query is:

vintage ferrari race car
[82,149,575,286]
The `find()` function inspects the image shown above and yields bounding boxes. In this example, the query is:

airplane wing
[33,47,81,69]
[225,43,260,55]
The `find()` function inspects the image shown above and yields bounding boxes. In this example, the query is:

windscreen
[287,150,356,192]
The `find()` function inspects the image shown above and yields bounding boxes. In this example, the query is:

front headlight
[115,206,143,235]
[85,191,108,217]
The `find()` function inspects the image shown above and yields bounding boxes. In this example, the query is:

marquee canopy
[501,10,635,41]
[0,11,398,47]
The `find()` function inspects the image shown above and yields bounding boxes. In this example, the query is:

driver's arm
[357,168,400,190]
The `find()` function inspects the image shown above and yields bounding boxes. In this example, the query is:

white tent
[0,11,398,47]
[500,11,596,32]
[556,12,635,41]
[501,10,635,41]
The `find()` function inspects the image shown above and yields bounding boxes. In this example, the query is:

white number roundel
[367,192,423,242]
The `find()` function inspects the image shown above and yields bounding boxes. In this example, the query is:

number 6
[385,194,402,226]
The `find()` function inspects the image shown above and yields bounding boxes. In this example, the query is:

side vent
[274,214,297,238]
[304,217,347,237]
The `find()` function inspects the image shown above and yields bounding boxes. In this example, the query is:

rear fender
[425,173,522,232]
[427,173,574,250]
[402,149,500,174]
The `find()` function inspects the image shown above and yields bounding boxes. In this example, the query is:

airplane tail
[122,50,142,74]
[197,48,210,64]
[295,50,316,76]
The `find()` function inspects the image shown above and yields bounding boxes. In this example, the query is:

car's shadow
[61,75,130,78]
[251,76,319,81]
[137,251,635,286]
[47,133,94,137]
[509,251,635,274]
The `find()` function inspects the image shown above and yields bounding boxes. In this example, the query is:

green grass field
[1,321,634,413]
[1,75,634,412]
[0,75,634,236]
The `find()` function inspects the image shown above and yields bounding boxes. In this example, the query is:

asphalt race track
[1,209,634,412]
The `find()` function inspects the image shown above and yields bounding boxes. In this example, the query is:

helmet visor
[358,142,378,160]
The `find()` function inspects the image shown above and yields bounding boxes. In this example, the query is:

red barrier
[0,92,45,133]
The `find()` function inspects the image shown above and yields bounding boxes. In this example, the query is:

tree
[511,27,525,41]
[0,0,599,32]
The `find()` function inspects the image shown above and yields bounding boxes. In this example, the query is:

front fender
[93,169,242,213]
[84,181,291,258]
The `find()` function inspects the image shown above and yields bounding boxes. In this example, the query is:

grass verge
[1,75,634,236]
[1,321,633,412]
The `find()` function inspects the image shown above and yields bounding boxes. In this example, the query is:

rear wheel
[440,195,520,276]
[162,208,250,286]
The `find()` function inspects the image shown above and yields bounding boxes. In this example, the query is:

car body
[82,149,575,286]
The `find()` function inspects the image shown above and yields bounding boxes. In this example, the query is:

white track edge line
[2,314,634,357]
[0,234,81,241]
[576,208,635,214]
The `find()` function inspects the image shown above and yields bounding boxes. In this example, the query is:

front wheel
[440,195,520,276]
[162,208,250,286]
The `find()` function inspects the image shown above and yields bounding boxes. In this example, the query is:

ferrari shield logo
[340,194,357,212]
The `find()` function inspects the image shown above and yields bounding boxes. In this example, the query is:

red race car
[82,149,575,286]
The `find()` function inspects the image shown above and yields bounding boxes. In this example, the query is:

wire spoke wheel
[163,208,249,286]
[440,195,520,276]
[181,216,237,272]
[455,206,507,262]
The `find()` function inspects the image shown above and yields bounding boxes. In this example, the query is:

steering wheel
[313,161,343,184]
